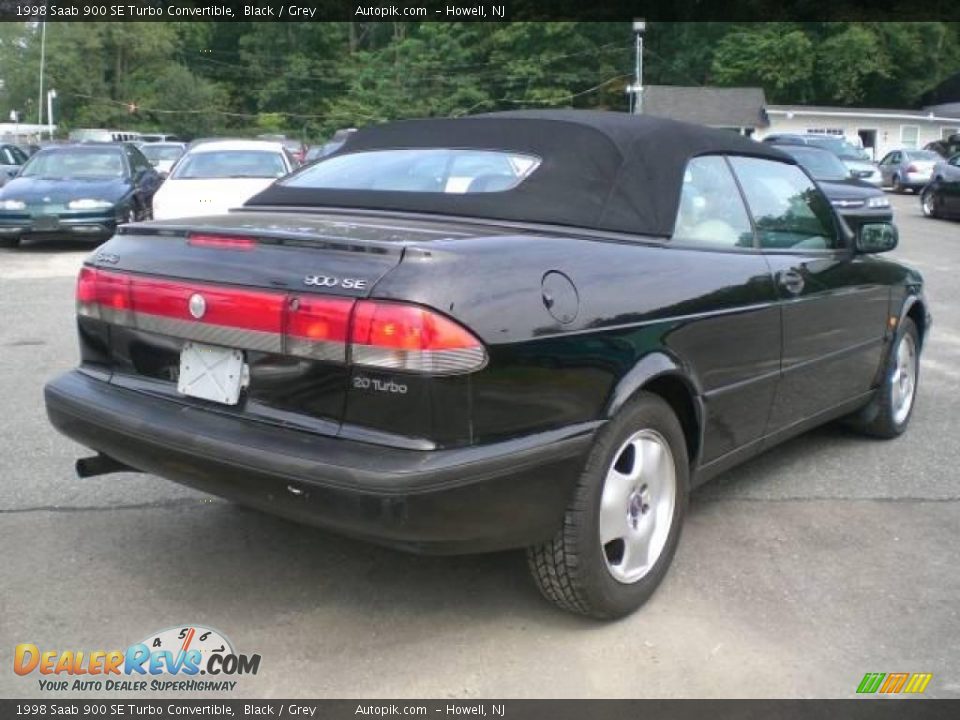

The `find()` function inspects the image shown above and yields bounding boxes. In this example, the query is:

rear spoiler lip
[115,223,409,256]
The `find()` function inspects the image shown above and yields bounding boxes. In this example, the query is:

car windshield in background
[807,136,870,161]
[141,145,184,162]
[282,149,541,193]
[779,147,851,181]
[21,149,126,179]
[172,151,287,179]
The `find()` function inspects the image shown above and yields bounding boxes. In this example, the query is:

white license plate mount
[177,342,247,405]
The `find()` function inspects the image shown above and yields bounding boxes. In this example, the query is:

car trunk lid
[81,211,491,443]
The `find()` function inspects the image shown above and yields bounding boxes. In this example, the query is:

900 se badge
[304,274,367,290]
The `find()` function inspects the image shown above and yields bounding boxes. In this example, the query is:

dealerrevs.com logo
[14,625,261,692]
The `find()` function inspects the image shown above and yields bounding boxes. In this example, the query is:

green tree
[711,24,815,103]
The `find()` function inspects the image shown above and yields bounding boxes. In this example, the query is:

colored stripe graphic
[856,672,932,694]
[857,673,885,694]
[903,673,933,694]
[879,673,909,693]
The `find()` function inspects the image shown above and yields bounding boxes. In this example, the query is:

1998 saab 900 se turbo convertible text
[44,112,929,618]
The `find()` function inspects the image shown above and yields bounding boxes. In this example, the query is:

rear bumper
[902,173,933,189]
[45,370,596,554]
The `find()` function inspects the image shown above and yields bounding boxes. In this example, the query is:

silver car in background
[878,149,941,193]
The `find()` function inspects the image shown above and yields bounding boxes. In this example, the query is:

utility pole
[37,19,47,127]
[47,89,56,139]
[627,20,646,114]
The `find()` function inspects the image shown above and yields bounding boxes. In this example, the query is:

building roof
[640,85,769,129]
[767,104,960,122]
[248,110,791,238]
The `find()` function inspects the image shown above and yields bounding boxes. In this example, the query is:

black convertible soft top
[247,110,792,238]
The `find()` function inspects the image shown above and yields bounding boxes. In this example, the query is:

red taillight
[906,164,918,173]
[130,277,284,334]
[187,234,256,251]
[286,296,354,362]
[76,268,487,374]
[350,300,487,374]
[76,266,98,306]
[77,267,131,319]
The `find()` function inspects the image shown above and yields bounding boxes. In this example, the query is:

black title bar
[2,700,960,719]
[1,0,959,22]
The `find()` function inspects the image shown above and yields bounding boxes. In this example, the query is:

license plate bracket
[177,342,247,405]
[32,215,61,231]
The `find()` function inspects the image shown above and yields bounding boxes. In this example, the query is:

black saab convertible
[45,111,929,618]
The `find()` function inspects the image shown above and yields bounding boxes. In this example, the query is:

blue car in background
[0,143,161,248]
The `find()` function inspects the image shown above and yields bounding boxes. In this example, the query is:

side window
[126,147,150,175]
[10,146,28,164]
[0,148,13,164]
[672,156,754,249]
[728,157,840,251]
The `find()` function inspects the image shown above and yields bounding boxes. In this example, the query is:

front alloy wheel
[890,330,918,426]
[921,188,937,218]
[845,317,920,439]
[527,392,688,619]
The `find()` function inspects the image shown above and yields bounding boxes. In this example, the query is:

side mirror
[856,222,898,254]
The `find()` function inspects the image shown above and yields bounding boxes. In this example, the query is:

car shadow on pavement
[65,420,882,631]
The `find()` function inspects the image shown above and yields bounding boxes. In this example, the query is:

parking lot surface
[1,193,958,698]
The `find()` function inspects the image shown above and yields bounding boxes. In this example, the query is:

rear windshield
[141,145,184,162]
[904,150,940,161]
[172,150,288,179]
[281,149,541,193]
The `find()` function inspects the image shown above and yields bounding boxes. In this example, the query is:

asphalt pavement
[1,193,958,699]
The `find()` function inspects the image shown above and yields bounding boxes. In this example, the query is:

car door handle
[779,269,805,295]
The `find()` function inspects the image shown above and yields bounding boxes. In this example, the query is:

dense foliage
[1,21,958,141]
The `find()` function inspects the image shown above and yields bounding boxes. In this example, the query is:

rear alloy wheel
[921,187,938,218]
[527,393,689,619]
[846,317,920,439]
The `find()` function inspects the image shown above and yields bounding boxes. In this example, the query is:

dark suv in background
[762,132,882,186]
[771,144,892,231]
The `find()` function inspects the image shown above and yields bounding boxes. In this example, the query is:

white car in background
[152,140,293,220]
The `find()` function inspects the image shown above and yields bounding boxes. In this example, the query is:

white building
[638,86,960,161]
[755,105,960,160]
[0,122,56,144]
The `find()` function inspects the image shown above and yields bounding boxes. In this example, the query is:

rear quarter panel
[371,234,781,459]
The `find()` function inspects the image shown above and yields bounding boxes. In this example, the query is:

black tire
[846,318,920,439]
[921,187,938,218]
[527,392,689,619]
[0,235,21,248]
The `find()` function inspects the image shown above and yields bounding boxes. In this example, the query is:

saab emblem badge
[188,293,207,320]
